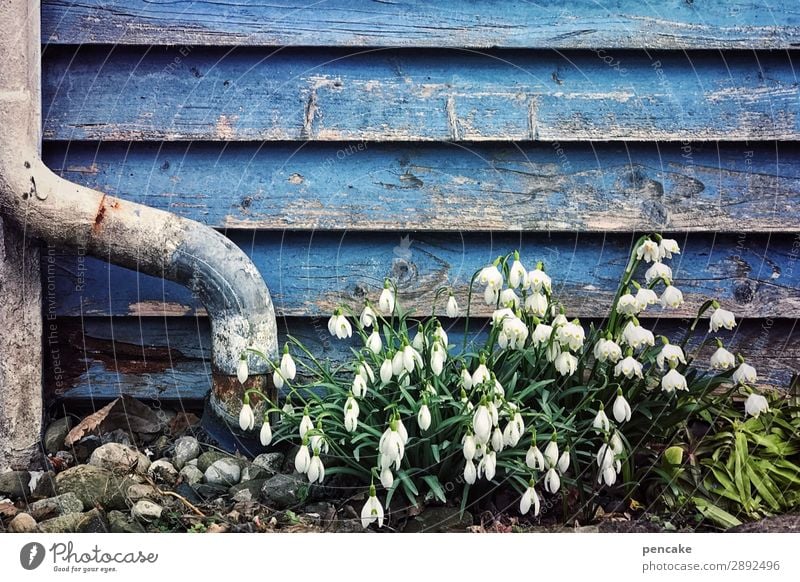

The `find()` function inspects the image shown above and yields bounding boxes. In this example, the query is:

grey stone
[148,459,179,485]
[172,436,201,469]
[0,470,30,499]
[260,474,305,509]
[240,464,268,482]
[89,443,140,474]
[599,520,663,533]
[55,465,135,510]
[72,436,102,463]
[229,478,267,500]
[204,459,241,486]
[44,417,73,454]
[728,514,800,533]
[252,452,285,476]
[126,483,161,502]
[131,500,163,522]
[179,465,204,485]
[193,483,228,500]
[403,507,473,533]
[108,510,145,533]
[31,471,57,498]
[27,492,83,520]
[197,451,229,473]
[8,512,37,533]
[38,508,108,533]
[100,429,133,447]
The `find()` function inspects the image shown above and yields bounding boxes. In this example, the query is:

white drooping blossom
[615,356,643,379]
[527,266,552,294]
[307,454,325,484]
[532,323,554,346]
[498,316,529,350]
[544,438,559,468]
[744,393,769,418]
[660,285,684,309]
[478,264,503,290]
[310,433,329,456]
[484,286,500,305]
[552,312,568,327]
[659,238,681,259]
[280,349,297,381]
[636,239,661,263]
[557,450,571,473]
[379,357,393,384]
[478,450,497,481]
[520,483,541,516]
[379,424,405,470]
[617,293,641,316]
[282,399,294,417]
[366,331,382,354]
[597,442,615,471]
[380,467,394,489]
[593,406,610,433]
[259,419,273,446]
[402,344,423,373]
[502,410,524,447]
[544,467,561,493]
[411,331,426,352]
[710,307,737,332]
[358,362,375,385]
[661,368,688,393]
[473,403,492,444]
[472,362,491,387]
[446,293,459,318]
[622,322,655,350]
[526,443,545,470]
[360,486,384,529]
[344,396,359,433]
[460,368,473,390]
[594,338,623,364]
[557,321,585,351]
[431,342,446,376]
[391,350,405,377]
[610,432,624,456]
[463,459,477,485]
[299,413,314,438]
[635,287,659,311]
[491,307,515,326]
[272,369,285,390]
[554,352,578,376]
[599,464,618,487]
[710,346,736,370]
[294,445,311,474]
[378,284,396,316]
[433,324,448,348]
[509,258,527,289]
[732,362,757,386]
[352,374,368,399]
[238,401,255,431]
[612,391,632,423]
[645,261,672,285]
[417,404,432,431]
[462,434,477,461]
[656,343,686,370]
[328,311,353,339]
[396,419,409,445]
[236,357,249,384]
[499,288,520,309]
[359,304,377,328]
[491,427,505,452]
[524,292,548,317]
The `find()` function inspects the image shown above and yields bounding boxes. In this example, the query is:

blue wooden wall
[39,1,800,403]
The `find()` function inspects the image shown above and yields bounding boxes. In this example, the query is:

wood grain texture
[42,47,800,142]
[48,317,800,403]
[44,141,800,232]
[41,0,800,49]
[50,232,800,320]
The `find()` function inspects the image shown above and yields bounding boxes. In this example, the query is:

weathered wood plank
[42,47,800,142]
[48,317,800,403]
[43,141,800,232]
[49,232,800,319]
[41,0,800,50]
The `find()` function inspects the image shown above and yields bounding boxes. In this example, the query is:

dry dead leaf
[65,395,163,446]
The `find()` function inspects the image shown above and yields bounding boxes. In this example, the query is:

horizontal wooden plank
[43,141,800,232]
[48,317,800,403]
[41,0,800,49]
[48,232,800,319]
[42,48,800,142]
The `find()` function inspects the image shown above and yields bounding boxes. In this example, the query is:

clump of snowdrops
[237,234,768,528]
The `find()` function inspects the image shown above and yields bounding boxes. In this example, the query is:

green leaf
[422,475,447,503]
[692,498,742,529]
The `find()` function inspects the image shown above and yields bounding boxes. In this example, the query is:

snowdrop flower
[379,424,405,470]
[557,450,571,473]
[544,438,559,468]
[499,288,520,309]
[294,445,311,474]
[463,434,477,461]
[635,287,659,310]
[484,286,500,305]
[502,420,521,448]
[236,356,249,384]
[282,399,294,417]
[499,316,529,350]
[463,460,477,485]
[279,345,298,380]
[491,427,505,452]
[660,285,684,309]
[509,257,527,289]
[657,343,686,370]
[397,419,409,445]
[593,406,610,433]
[344,396,360,433]
[532,323,554,346]
[272,369,285,390]
[596,443,615,470]
[307,454,325,484]
[526,444,545,470]
[594,338,623,364]
[622,322,655,350]
[557,321,585,351]
[487,400,500,427]
[380,467,394,489]
[612,390,632,423]
[359,304,377,328]
[446,293,459,318]
[599,465,617,487]
[460,368,473,390]
[472,403,493,443]
[378,283,396,315]
[710,307,737,332]
[366,331,382,354]
[431,343,446,376]
[520,482,541,516]
[352,374,368,399]
[544,468,561,493]
[411,331,426,353]
[744,393,769,418]
[358,362,374,385]
[659,238,681,259]
[380,357,393,384]
[492,376,505,398]
[402,345,423,373]
[360,486,384,529]
[433,324,448,348]
[259,419,273,446]
[478,263,504,289]
[554,352,578,376]
[710,346,736,370]
[299,413,314,438]
[732,362,757,386]
[645,262,672,285]
[552,312,568,327]
[527,266,552,294]
[328,311,352,339]
[615,356,643,379]
[524,292,548,317]
[391,350,404,377]
[472,362,491,387]
[610,432,624,455]
[478,450,497,481]
[417,404,432,431]
[661,368,688,393]
[491,307,515,326]
[238,400,255,431]
[617,293,641,316]
[636,239,661,263]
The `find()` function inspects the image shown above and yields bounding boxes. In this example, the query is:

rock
[126,483,161,502]
[89,443,140,474]
[136,453,152,474]
[100,428,133,447]
[204,459,241,486]
[8,512,37,533]
[179,465,204,485]
[260,474,305,509]
[197,451,231,473]
[185,458,198,467]
[44,417,73,454]
[0,470,31,499]
[175,483,205,506]
[240,464,268,482]
[252,452,285,476]
[55,465,135,510]
[131,500,163,522]
[194,483,229,500]
[72,435,102,463]
[38,509,107,533]
[31,471,57,499]
[728,514,800,533]
[148,459,179,485]
[599,520,663,533]
[403,508,473,533]
[108,510,145,533]
[229,479,267,500]
[172,436,201,469]
[27,492,84,520]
